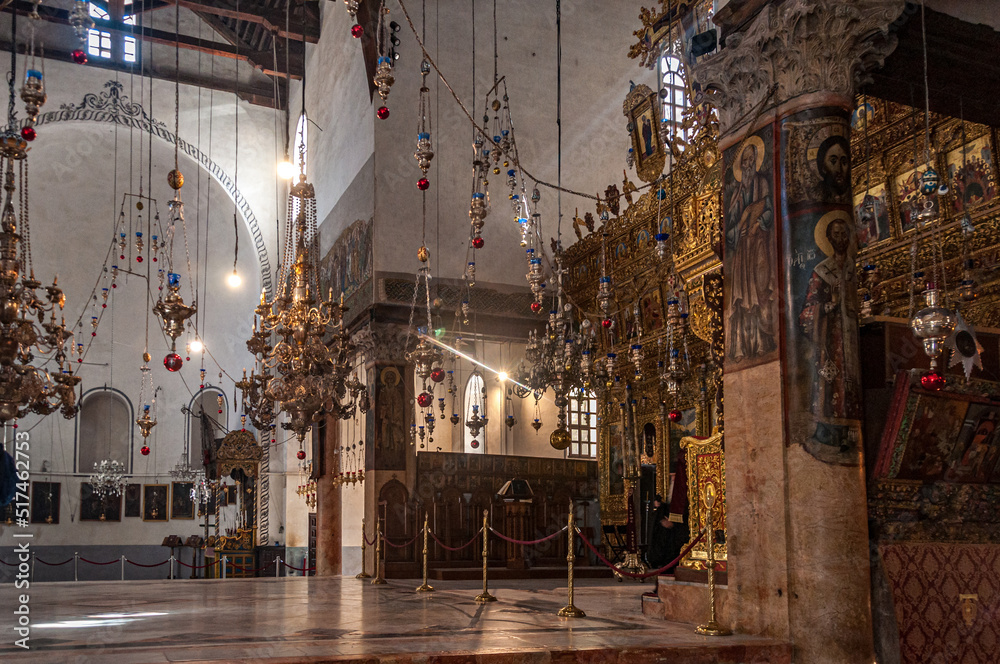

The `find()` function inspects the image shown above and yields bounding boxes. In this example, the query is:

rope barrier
[35,557,73,566]
[382,533,421,549]
[429,527,483,552]
[231,561,277,574]
[281,560,316,573]
[488,525,568,546]
[79,557,119,566]
[0,558,18,566]
[177,560,221,570]
[364,532,377,546]
[125,559,170,568]
[576,527,706,579]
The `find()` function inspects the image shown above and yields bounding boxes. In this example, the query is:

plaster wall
[302,0,652,288]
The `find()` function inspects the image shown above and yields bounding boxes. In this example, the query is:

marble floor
[0,577,790,663]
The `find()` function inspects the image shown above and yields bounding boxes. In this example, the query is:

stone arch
[32,80,273,295]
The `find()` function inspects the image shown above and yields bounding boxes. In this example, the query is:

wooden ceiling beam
[0,37,281,108]
[3,0,302,78]
[167,0,319,43]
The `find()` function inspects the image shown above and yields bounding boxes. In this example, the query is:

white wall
[1,53,281,547]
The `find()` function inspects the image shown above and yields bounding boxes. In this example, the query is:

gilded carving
[679,431,727,569]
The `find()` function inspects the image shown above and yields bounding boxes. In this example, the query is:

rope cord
[576,526,705,579]
[428,527,483,552]
[488,525,567,546]
[35,557,73,566]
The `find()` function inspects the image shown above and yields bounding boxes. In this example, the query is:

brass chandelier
[0,38,77,423]
[514,255,595,450]
[242,165,367,443]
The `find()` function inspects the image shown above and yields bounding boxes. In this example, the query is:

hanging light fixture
[0,12,78,424]
[245,76,368,443]
[89,459,127,499]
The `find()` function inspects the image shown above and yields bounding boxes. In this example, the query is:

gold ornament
[167,169,184,190]
[417,246,429,263]
[136,201,143,210]
[142,352,151,363]
[549,427,571,451]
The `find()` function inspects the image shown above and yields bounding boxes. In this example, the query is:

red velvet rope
[364,532,377,546]
[0,559,16,566]
[231,561,277,574]
[36,557,73,566]
[177,560,222,569]
[281,560,317,573]
[429,528,483,552]
[575,527,706,579]
[488,525,568,546]
[126,559,169,568]
[79,557,119,566]
[382,533,421,549]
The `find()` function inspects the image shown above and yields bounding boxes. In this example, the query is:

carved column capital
[353,323,415,365]
[694,0,906,135]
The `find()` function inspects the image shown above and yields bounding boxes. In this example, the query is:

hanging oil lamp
[910,283,955,390]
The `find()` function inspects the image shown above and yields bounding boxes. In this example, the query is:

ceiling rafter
[3,0,302,79]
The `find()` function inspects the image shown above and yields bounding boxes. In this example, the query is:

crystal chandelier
[0,43,78,423]
[89,459,127,499]
[247,165,367,443]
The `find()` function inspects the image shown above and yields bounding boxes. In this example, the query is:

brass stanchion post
[474,509,496,603]
[416,512,434,592]
[371,515,387,585]
[558,500,585,618]
[696,482,730,636]
[356,516,371,579]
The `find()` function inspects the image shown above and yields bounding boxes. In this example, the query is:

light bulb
[277,159,297,180]
[497,371,509,382]
[189,339,204,353]
[227,270,242,288]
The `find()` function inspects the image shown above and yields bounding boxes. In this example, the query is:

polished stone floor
[0,577,789,663]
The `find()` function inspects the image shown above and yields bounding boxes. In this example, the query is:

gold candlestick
[557,500,585,617]
[696,482,730,636]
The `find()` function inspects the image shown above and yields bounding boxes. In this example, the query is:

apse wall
[0,54,288,565]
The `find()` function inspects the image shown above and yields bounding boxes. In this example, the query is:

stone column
[356,324,415,575]
[693,2,904,662]
[316,414,342,576]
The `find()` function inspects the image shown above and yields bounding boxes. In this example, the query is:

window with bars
[660,54,690,144]
[567,389,598,458]
[87,29,112,59]
[87,3,140,64]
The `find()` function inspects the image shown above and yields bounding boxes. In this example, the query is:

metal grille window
[567,389,598,458]
[660,54,690,143]
[87,29,112,59]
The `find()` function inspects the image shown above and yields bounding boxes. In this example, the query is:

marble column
[693,1,905,662]
[316,413,342,576]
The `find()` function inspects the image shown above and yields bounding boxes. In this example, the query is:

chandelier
[89,459,127,499]
[245,168,367,443]
[514,256,594,449]
[0,59,78,423]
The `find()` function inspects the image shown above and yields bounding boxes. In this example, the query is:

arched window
[567,388,598,458]
[660,54,690,144]
[463,373,486,454]
[188,389,227,468]
[77,389,133,473]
